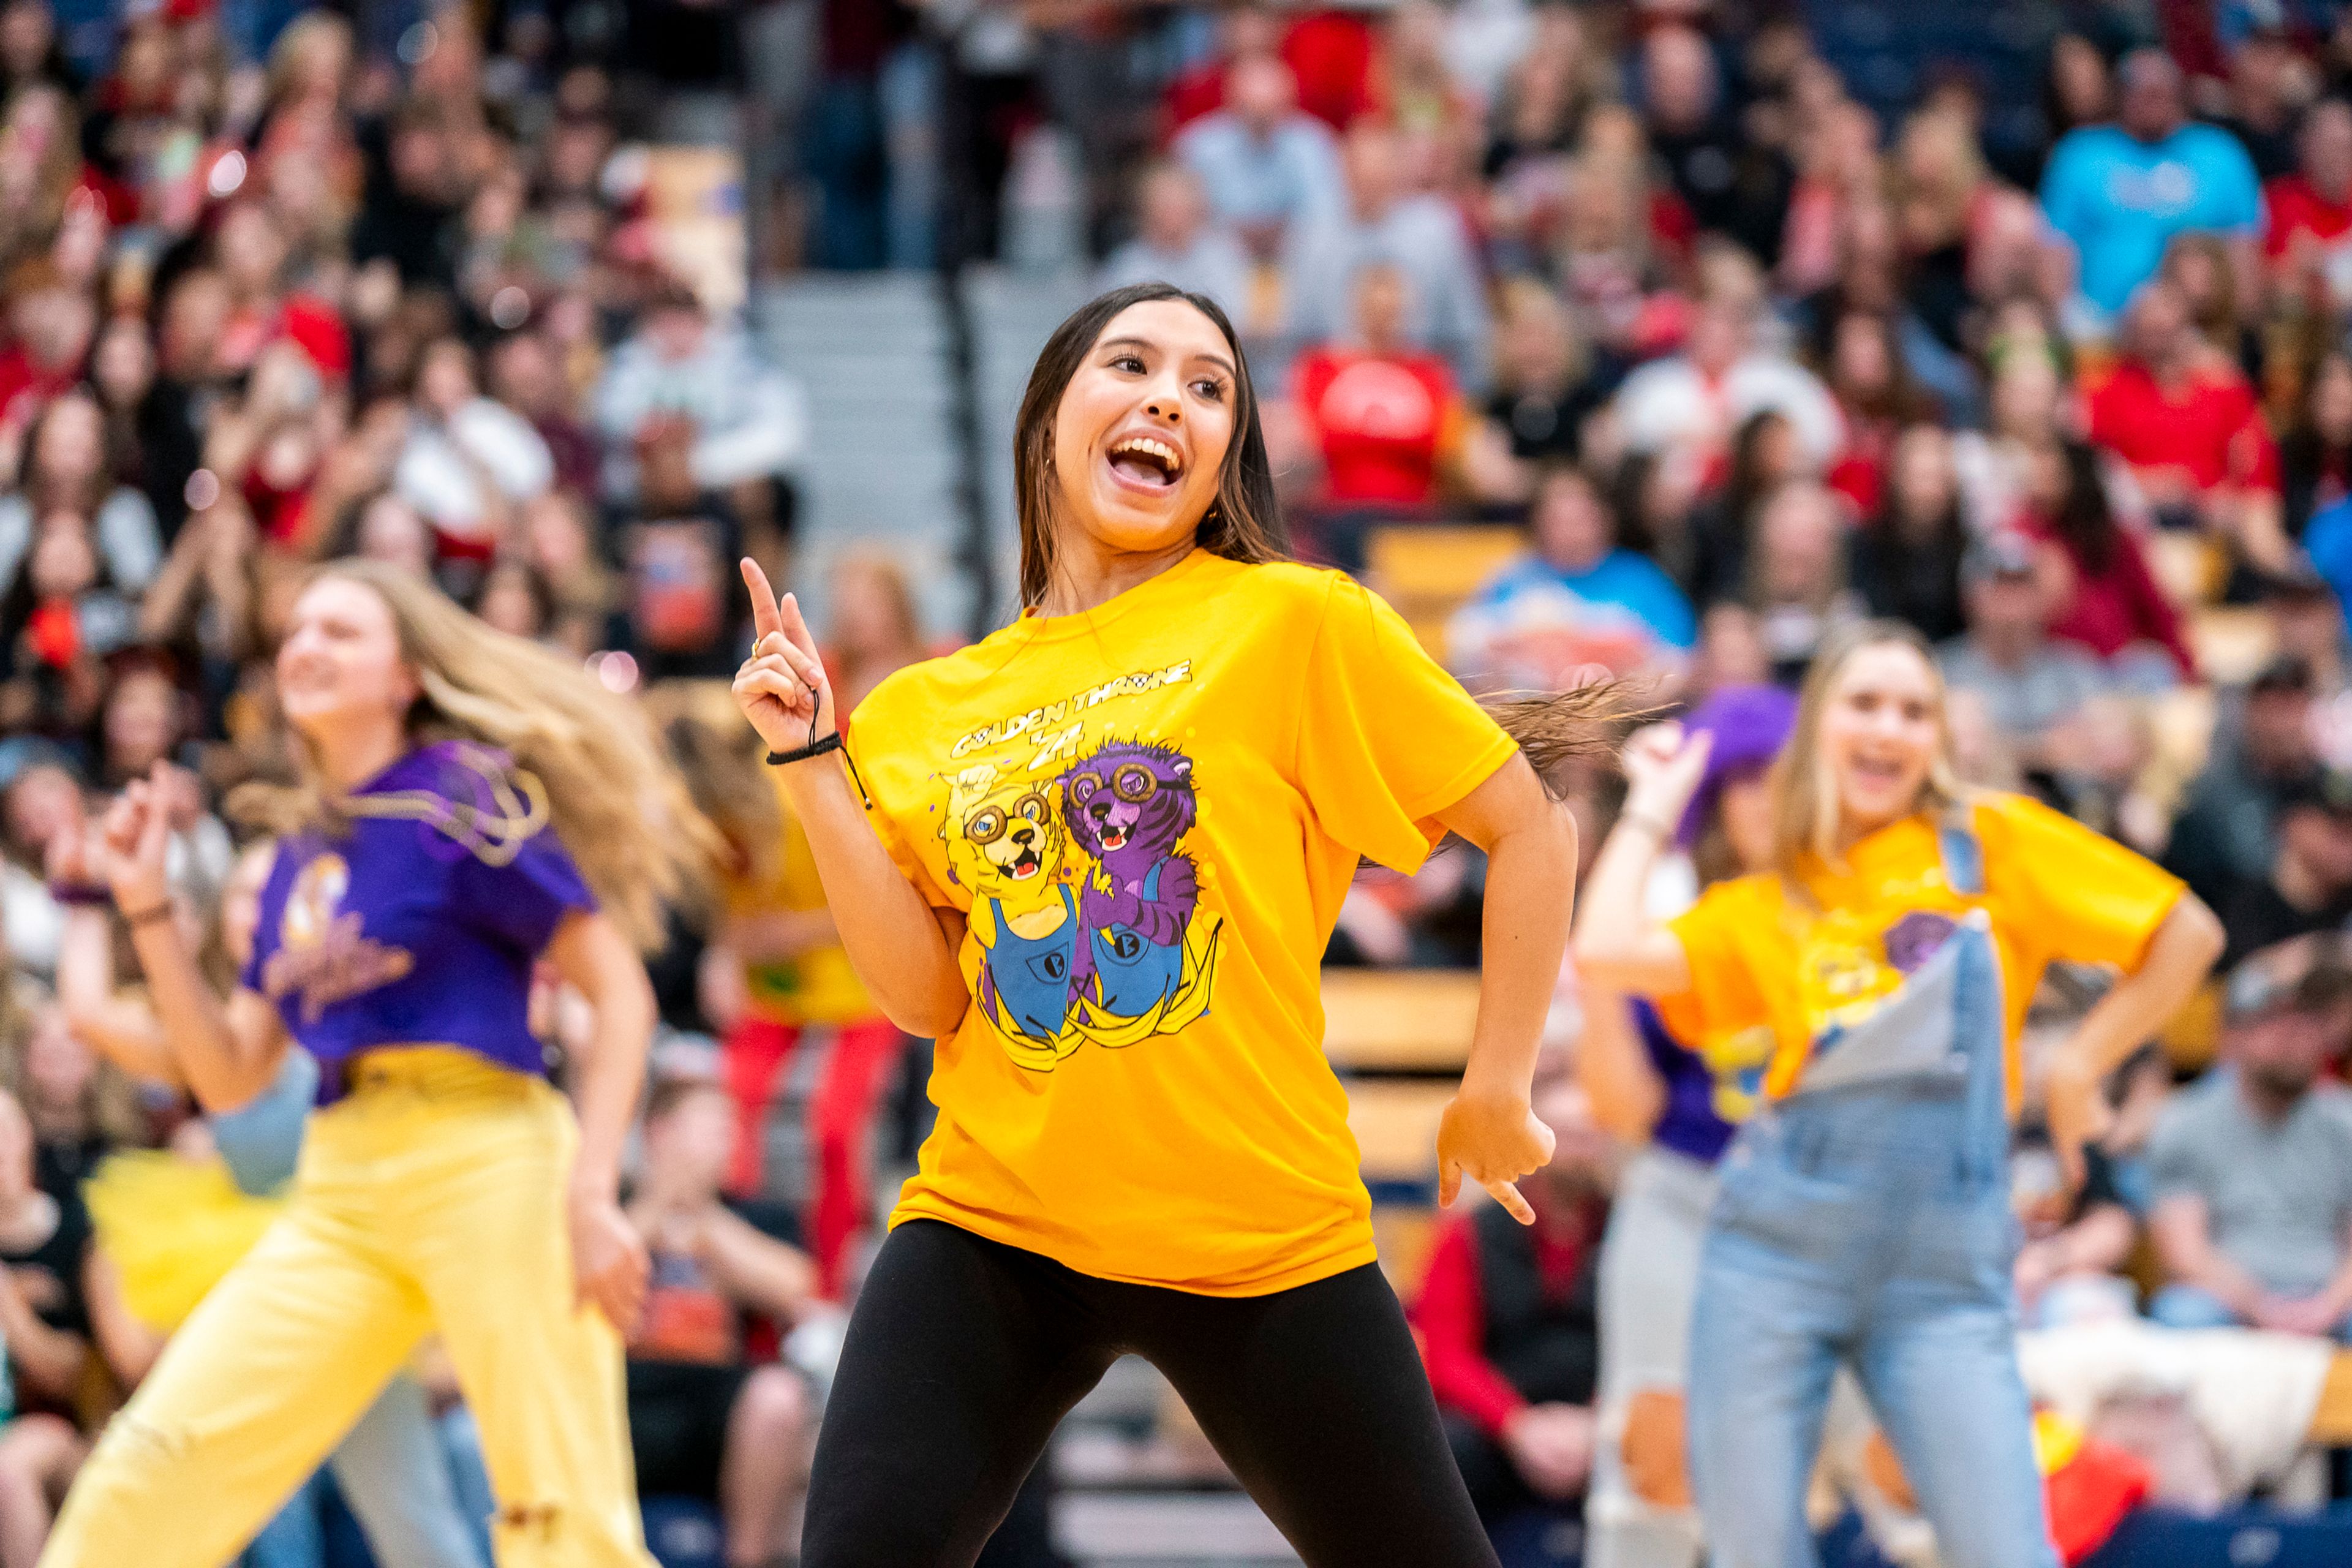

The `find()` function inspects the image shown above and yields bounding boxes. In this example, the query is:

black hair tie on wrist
[766,733,845,767]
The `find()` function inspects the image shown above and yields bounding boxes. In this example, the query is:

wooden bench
[1322,968,1479,1071]
[1347,1079,1455,1185]
[1365,524,1524,655]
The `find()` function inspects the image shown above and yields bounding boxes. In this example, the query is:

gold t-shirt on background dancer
[1658,791,2185,1115]
[843,549,1518,1295]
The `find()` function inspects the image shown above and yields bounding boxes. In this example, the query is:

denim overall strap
[1939,807,2012,1185]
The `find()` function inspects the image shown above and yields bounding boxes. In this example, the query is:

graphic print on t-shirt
[933,664,1224,1072]
[260,851,415,1024]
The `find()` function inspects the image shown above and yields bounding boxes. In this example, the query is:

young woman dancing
[41,559,703,1568]
[1575,620,2223,1568]
[729,281,1604,1568]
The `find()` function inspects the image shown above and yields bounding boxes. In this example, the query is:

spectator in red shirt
[2022,438,2197,685]
[211,203,350,382]
[1289,260,1466,565]
[2265,98,2352,310]
[2083,277,2289,575]
[0,262,95,431]
[1281,6,1381,132]
[1414,1063,1610,1525]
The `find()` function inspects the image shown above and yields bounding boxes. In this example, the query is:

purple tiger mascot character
[1058,740,1199,1018]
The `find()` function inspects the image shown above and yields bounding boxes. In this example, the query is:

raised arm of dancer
[2045,896,2221,1186]
[1431,756,1578,1225]
[731,560,969,1038]
[50,831,184,1091]
[546,910,657,1333]
[1572,725,1713,995]
[98,769,286,1110]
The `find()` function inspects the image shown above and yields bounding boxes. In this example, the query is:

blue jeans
[1687,919,2056,1568]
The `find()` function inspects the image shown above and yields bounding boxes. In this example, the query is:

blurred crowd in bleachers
[7,0,2352,1564]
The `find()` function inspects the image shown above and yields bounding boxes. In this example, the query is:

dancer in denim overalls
[1576,620,2223,1568]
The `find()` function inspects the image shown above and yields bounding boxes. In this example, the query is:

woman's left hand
[1437,1090,1556,1225]
[568,1189,650,1334]
[2044,1047,2111,1193]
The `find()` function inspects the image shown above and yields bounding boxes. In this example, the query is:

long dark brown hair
[1011,283,1630,794]
[1011,283,1286,610]
[2041,439,2120,576]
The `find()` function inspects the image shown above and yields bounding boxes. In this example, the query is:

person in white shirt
[393,337,553,556]
[1611,290,1843,485]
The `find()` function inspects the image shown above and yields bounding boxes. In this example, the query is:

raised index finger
[741,558,785,643]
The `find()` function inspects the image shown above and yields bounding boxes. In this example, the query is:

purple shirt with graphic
[239,742,596,1103]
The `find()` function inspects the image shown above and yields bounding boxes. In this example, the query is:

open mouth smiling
[1106,434,1183,490]
[1009,845,1042,878]
[1099,826,1131,851]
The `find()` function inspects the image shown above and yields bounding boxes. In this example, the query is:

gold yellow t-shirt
[1659,792,2184,1112]
[843,550,1518,1294]
[722,774,876,1028]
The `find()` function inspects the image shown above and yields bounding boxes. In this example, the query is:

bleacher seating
[1322,968,1479,1071]
[1366,524,1524,653]
[759,274,966,634]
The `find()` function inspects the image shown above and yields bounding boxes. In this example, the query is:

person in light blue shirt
[1449,466,1695,691]
[1096,162,1253,325]
[1172,55,1344,253]
[2041,50,2263,318]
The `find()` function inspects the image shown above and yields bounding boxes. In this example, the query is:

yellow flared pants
[42,1049,654,1568]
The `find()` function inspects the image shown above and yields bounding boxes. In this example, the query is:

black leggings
[804,1219,1501,1568]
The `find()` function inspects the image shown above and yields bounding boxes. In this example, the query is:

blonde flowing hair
[229,560,715,949]
[1767,619,1963,882]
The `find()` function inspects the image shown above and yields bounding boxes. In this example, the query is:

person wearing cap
[2147,933,2352,1340]
[1573,684,1793,1568]
[1936,530,2114,767]
[2213,767,2352,971]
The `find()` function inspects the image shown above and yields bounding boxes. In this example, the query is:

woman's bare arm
[1570,725,1713,995]
[100,772,287,1109]
[2046,896,2223,1185]
[545,910,657,1333]
[1431,753,1578,1223]
[732,560,968,1038]
[84,1250,164,1387]
[55,905,184,1091]
[1577,986,1667,1144]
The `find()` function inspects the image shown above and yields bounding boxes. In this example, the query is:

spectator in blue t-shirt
[1447,465,1695,690]
[2040,49,2264,318]
[1173,54,1344,260]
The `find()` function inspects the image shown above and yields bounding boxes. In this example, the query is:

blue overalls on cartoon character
[1685,820,2057,1568]
[983,884,1082,1041]
[1088,861,1186,1016]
